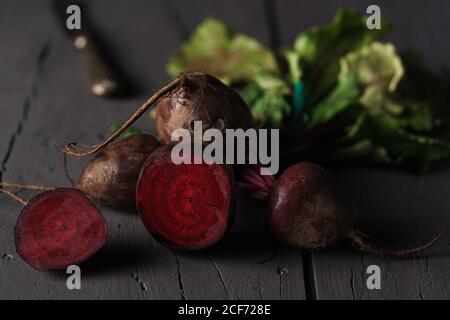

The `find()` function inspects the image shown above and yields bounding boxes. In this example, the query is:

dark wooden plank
[326,169,450,300]
[275,0,450,300]
[167,0,273,46]
[165,0,307,300]
[0,0,51,164]
[86,0,185,94]
[0,0,55,296]
[0,0,184,299]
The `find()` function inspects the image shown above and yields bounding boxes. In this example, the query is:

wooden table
[1,0,449,300]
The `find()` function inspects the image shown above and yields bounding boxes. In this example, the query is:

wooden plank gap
[302,251,317,300]
[175,254,187,300]
[209,255,231,300]
[0,41,51,182]
[262,0,281,50]
[162,0,191,42]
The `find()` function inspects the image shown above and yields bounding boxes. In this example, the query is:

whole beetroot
[238,163,443,256]
[63,71,253,158]
[153,72,253,143]
[269,163,353,250]
[78,134,160,209]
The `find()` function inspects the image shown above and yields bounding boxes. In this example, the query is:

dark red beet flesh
[136,146,234,250]
[15,188,107,271]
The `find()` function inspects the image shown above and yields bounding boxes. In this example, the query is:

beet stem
[261,172,275,187]
[0,188,28,206]
[62,72,203,158]
[240,173,267,190]
[237,182,265,191]
[236,165,274,200]
[349,230,445,257]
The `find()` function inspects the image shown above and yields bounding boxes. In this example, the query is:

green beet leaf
[333,112,450,170]
[167,18,279,86]
[109,123,141,138]
[339,42,404,112]
[306,76,360,129]
[287,8,388,107]
[240,73,291,128]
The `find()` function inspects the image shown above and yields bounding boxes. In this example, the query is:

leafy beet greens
[167,9,450,171]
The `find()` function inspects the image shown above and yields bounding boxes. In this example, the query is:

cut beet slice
[15,188,108,271]
[136,146,235,250]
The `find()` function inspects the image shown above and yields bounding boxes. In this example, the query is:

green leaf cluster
[166,10,450,170]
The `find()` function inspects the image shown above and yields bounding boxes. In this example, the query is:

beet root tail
[62,73,195,158]
[0,182,56,205]
[0,182,54,191]
[348,230,445,257]
[0,188,28,206]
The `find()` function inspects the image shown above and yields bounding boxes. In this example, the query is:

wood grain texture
[0,0,51,170]
[275,0,450,300]
[0,0,54,297]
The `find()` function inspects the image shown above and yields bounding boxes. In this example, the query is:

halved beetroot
[15,188,107,271]
[136,145,235,250]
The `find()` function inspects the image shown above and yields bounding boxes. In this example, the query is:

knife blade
[52,0,121,97]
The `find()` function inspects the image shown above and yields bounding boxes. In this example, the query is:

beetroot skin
[269,163,353,250]
[78,134,161,209]
[136,144,235,250]
[239,162,442,256]
[153,72,253,144]
[15,188,107,271]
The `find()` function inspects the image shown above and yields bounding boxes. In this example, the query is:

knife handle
[73,34,120,96]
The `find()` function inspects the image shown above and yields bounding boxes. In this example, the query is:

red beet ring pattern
[15,188,108,271]
[137,157,232,250]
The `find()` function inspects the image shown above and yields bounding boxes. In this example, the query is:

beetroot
[15,188,107,271]
[63,71,253,158]
[153,72,253,143]
[78,134,161,208]
[269,163,353,250]
[238,163,443,256]
[136,144,235,250]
